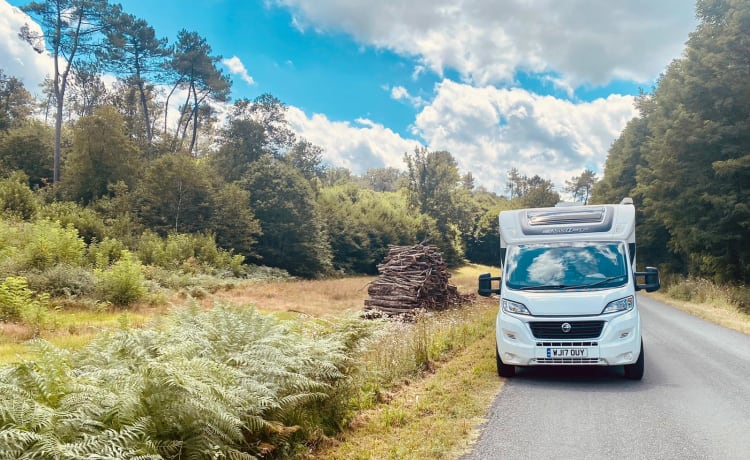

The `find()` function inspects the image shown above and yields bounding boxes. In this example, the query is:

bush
[87,237,126,269]
[95,250,146,307]
[0,276,54,334]
[21,219,86,270]
[24,264,96,298]
[0,171,38,220]
[36,201,107,244]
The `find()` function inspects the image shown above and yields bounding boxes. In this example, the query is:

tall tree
[0,121,54,187]
[19,0,113,183]
[100,12,170,143]
[600,0,750,282]
[136,153,213,234]
[564,168,598,204]
[167,30,230,155]
[518,175,559,208]
[62,106,139,203]
[0,70,34,130]
[591,116,649,204]
[361,167,404,192]
[241,156,332,278]
[404,147,469,265]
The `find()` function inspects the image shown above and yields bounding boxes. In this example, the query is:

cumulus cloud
[222,55,255,86]
[0,0,53,93]
[285,106,422,173]
[272,0,695,86]
[282,79,635,195]
[389,85,426,108]
[412,80,637,193]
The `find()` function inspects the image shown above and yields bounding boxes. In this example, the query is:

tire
[496,345,516,378]
[623,340,644,380]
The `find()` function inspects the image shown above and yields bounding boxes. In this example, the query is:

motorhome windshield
[505,242,628,291]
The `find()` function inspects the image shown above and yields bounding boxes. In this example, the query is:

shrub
[24,264,96,298]
[0,171,38,220]
[95,250,146,307]
[87,237,126,269]
[0,276,54,334]
[36,201,107,244]
[21,219,86,270]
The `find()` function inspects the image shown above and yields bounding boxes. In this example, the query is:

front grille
[536,341,597,347]
[529,321,605,339]
[534,358,604,365]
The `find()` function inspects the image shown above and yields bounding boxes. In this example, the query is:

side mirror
[478,273,502,297]
[635,266,660,292]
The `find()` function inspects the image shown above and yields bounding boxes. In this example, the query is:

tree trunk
[137,77,152,141]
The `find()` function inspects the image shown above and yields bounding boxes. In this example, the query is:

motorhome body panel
[499,204,636,249]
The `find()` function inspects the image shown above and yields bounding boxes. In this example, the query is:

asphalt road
[462,295,750,460]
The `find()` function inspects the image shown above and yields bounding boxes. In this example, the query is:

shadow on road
[511,366,648,392]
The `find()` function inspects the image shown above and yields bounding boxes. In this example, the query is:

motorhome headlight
[602,295,634,314]
[502,299,530,315]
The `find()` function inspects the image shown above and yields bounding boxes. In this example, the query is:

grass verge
[315,306,502,460]
[657,277,750,335]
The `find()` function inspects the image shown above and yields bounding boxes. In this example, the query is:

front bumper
[495,308,641,366]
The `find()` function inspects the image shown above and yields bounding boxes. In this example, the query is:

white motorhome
[478,198,660,380]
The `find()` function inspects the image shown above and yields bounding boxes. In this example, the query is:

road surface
[463,295,750,460]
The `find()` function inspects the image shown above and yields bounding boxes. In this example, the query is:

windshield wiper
[518,275,627,291]
[518,284,572,290]
[578,275,627,289]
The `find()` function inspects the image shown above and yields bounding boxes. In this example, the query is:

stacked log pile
[364,243,473,317]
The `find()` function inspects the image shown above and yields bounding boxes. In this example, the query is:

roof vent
[620,197,634,205]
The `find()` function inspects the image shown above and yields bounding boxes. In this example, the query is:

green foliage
[88,237,127,269]
[136,230,244,276]
[37,200,107,244]
[0,171,37,220]
[0,70,34,131]
[242,156,333,278]
[136,153,213,235]
[0,120,54,187]
[0,276,53,333]
[95,250,146,306]
[563,168,598,204]
[404,148,473,265]
[0,305,375,458]
[24,264,96,298]
[209,183,261,258]
[61,106,140,203]
[317,185,431,274]
[21,219,86,271]
[591,0,750,282]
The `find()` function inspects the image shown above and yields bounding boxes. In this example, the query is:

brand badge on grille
[561,322,572,333]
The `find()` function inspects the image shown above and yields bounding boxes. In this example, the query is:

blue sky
[1,0,697,194]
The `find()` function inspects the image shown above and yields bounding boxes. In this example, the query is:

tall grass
[665,276,749,313]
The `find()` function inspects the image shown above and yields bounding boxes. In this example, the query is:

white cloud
[0,0,53,94]
[389,85,425,108]
[283,79,636,195]
[285,106,422,173]
[222,55,255,86]
[412,80,637,193]
[272,0,696,86]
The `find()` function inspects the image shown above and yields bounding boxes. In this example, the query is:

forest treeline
[0,0,747,285]
[592,0,750,284]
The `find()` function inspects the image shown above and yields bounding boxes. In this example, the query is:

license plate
[546,348,588,358]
